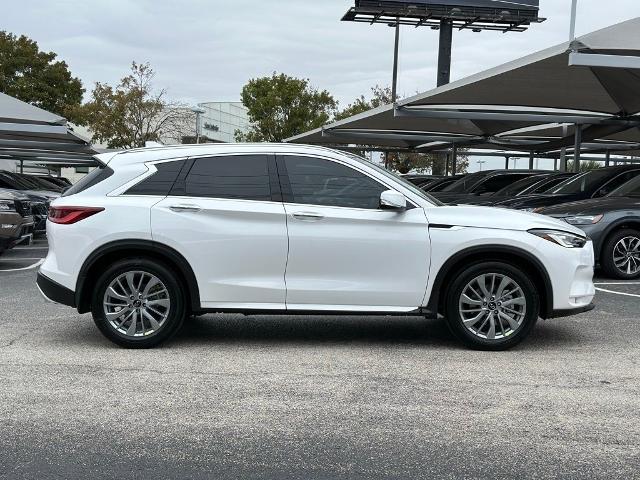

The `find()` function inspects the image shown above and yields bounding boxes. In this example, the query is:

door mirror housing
[380,190,407,210]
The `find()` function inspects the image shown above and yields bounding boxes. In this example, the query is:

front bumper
[36,272,76,308]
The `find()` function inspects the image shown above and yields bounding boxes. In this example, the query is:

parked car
[32,175,72,189]
[0,171,61,200]
[494,165,640,211]
[37,144,595,350]
[421,175,465,192]
[538,175,640,279]
[0,189,35,255]
[431,169,544,204]
[403,174,443,188]
[463,172,575,206]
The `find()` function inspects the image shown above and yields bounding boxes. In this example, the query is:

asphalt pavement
[0,239,639,479]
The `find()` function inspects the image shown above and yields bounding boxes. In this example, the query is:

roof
[286,17,640,157]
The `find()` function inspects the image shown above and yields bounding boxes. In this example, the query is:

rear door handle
[291,211,324,221]
[169,204,201,213]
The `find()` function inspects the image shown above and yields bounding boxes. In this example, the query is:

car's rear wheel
[444,262,540,350]
[601,229,640,280]
[91,258,186,348]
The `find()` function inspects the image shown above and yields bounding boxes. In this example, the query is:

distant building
[170,102,251,145]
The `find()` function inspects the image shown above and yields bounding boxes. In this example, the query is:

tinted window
[184,155,272,201]
[473,174,533,194]
[597,170,640,196]
[282,156,386,209]
[609,174,640,197]
[553,169,614,194]
[494,175,547,196]
[126,160,186,196]
[62,166,114,197]
[442,172,491,193]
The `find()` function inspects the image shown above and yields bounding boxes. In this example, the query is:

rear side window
[280,155,386,209]
[473,174,533,194]
[126,160,186,196]
[62,166,114,197]
[183,155,272,201]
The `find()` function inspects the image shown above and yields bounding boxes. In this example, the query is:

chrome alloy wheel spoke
[458,273,527,340]
[103,271,171,337]
[613,236,640,275]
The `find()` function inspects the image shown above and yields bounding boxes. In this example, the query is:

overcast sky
[3,0,640,170]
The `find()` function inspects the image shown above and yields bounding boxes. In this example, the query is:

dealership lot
[0,239,639,479]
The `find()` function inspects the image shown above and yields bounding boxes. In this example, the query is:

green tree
[566,159,603,172]
[80,62,193,149]
[0,31,84,122]
[236,73,337,142]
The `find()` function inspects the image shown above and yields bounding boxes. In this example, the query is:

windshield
[342,152,444,206]
[608,175,640,197]
[552,169,613,194]
[441,172,489,193]
[494,175,546,196]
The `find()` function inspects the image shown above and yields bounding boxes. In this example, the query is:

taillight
[48,206,104,225]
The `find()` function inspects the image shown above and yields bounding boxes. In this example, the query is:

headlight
[565,214,603,225]
[529,229,587,248]
[0,200,16,212]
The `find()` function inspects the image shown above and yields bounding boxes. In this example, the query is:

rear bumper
[36,272,76,308]
[548,302,595,319]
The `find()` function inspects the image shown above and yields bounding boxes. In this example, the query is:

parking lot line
[595,286,640,298]
[0,259,44,272]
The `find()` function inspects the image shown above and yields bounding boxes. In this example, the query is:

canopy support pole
[554,157,558,171]
[19,159,24,174]
[504,156,509,169]
[573,125,582,172]
[528,151,535,170]
[451,144,457,174]
[445,153,450,176]
[437,19,453,87]
[392,21,400,102]
[605,150,611,167]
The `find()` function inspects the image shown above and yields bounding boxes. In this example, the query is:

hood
[426,205,584,236]
[539,196,640,216]
[0,188,30,201]
[21,190,59,201]
[492,193,579,210]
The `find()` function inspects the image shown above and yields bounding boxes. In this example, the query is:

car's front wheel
[601,229,640,280]
[444,261,540,350]
[91,258,187,348]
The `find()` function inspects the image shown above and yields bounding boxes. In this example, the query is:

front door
[278,154,430,312]
[151,153,288,310]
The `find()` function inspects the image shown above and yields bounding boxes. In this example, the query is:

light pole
[476,160,486,171]
[191,106,206,144]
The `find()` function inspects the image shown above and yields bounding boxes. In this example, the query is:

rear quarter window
[62,166,114,197]
[125,160,187,196]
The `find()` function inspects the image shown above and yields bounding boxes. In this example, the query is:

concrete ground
[0,238,639,479]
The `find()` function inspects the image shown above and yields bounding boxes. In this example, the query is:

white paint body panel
[39,143,595,316]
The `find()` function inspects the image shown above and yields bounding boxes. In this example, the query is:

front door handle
[169,204,201,213]
[291,211,324,221]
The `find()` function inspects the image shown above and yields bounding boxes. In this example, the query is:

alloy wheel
[458,273,527,340]
[103,271,171,337]
[613,236,640,276]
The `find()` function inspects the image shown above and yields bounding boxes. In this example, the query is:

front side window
[281,156,386,209]
[184,155,272,201]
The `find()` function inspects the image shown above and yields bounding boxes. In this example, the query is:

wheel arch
[75,239,200,314]
[426,245,554,319]
[598,217,640,258]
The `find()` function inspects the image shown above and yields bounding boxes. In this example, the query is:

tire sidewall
[601,229,640,280]
[445,261,540,351]
[91,258,186,348]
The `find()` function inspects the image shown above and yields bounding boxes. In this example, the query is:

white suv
[37,144,596,350]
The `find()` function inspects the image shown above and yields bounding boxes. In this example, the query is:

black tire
[444,261,540,351]
[601,229,640,280]
[91,257,187,348]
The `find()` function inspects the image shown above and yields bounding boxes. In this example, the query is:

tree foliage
[236,73,337,142]
[0,31,84,121]
[79,62,193,149]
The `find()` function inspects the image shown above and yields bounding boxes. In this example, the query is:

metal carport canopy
[285,17,640,154]
[0,92,99,167]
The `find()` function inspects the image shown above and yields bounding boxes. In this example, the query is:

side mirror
[380,190,407,210]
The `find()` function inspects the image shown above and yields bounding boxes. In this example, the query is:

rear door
[151,153,289,310]
[278,154,430,311]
